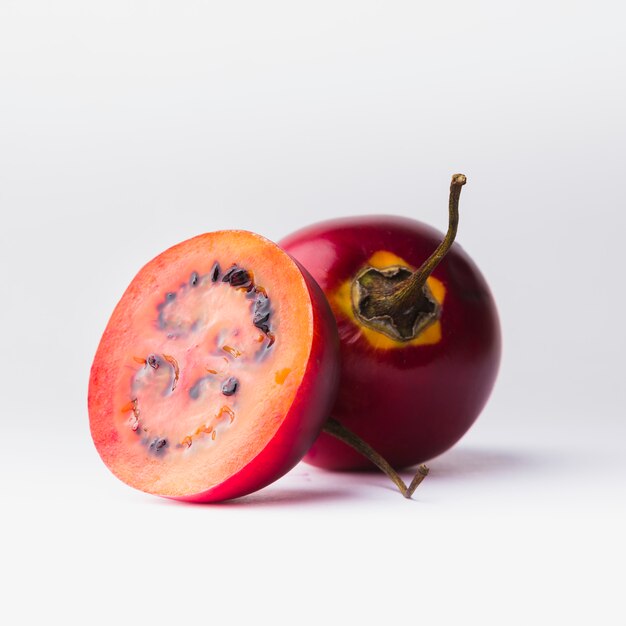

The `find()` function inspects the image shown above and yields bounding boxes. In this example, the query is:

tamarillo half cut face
[88,231,340,502]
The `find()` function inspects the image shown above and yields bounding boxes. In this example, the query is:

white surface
[1,1,625,624]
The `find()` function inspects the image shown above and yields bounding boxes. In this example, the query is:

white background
[1,1,625,624]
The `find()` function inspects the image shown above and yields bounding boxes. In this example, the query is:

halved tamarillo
[88,230,340,502]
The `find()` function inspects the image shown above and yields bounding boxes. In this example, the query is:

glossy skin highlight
[281,216,501,470]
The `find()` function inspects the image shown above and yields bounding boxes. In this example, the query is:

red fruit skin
[175,266,340,502]
[280,216,501,470]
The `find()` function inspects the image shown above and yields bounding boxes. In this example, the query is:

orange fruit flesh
[89,231,314,498]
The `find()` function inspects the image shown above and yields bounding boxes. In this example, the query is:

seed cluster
[125,259,276,457]
[124,353,181,451]
[157,262,275,346]
[215,263,275,346]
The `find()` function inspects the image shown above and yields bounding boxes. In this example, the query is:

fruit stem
[322,418,429,498]
[351,174,467,342]
[394,173,466,309]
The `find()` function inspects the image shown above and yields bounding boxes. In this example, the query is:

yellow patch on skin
[331,250,446,350]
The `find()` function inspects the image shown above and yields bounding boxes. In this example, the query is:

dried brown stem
[351,173,467,342]
[322,418,429,498]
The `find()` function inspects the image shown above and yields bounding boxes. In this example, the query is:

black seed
[221,266,238,283]
[166,292,176,301]
[150,437,168,452]
[147,354,160,369]
[253,294,271,328]
[221,376,239,396]
[229,269,251,287]
[190,271,199,287]
[210,262,221,282]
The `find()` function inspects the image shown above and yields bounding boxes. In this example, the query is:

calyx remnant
[351,265,440,341]
[350,173,466,342]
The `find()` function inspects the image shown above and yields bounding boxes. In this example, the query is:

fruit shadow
[150,486,355,509]
[148,474,359,508]
[223,446,547,503]
[148,447,552,507]
[410,445,552,483]
[217,486,355,507]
